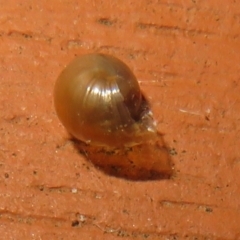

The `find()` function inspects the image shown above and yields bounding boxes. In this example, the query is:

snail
[54,53,157,148]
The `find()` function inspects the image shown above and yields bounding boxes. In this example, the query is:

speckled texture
[1,1,240,239]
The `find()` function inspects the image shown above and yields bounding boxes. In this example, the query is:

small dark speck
[111,165,121,172]
[169,148,177,155]
[23,33,33,39]
[4,173,9,178]
[71,220,80,227]
[117,230,129,237]
[123,209,129,214]
[97,18,116,26]
[205,207,213,213]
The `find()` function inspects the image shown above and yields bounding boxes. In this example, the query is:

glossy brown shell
[54,53,156,148]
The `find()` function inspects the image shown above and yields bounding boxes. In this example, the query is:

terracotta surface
[1,1,240,239]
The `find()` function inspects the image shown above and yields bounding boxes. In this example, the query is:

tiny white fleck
[71,188,78,193]
[79,214,86,222]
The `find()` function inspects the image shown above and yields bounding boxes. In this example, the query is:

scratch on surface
[0,208,223,239]
[96,45,151,60]
[159,200,215,213]
[136,22,215,38]
[96,17,117,27]
[32,184,106,201]
[0,210,67,227]
[92,222,218,239]
[4,30,52,42]
[179,108,202,116]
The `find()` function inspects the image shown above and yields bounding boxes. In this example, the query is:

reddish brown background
[1,1,240,239]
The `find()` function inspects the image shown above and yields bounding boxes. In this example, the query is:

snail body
[54,53,156,148]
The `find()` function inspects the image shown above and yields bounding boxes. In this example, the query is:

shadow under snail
[54,53,157,148]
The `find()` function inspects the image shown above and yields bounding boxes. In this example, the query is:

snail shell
[54,53,156,148]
